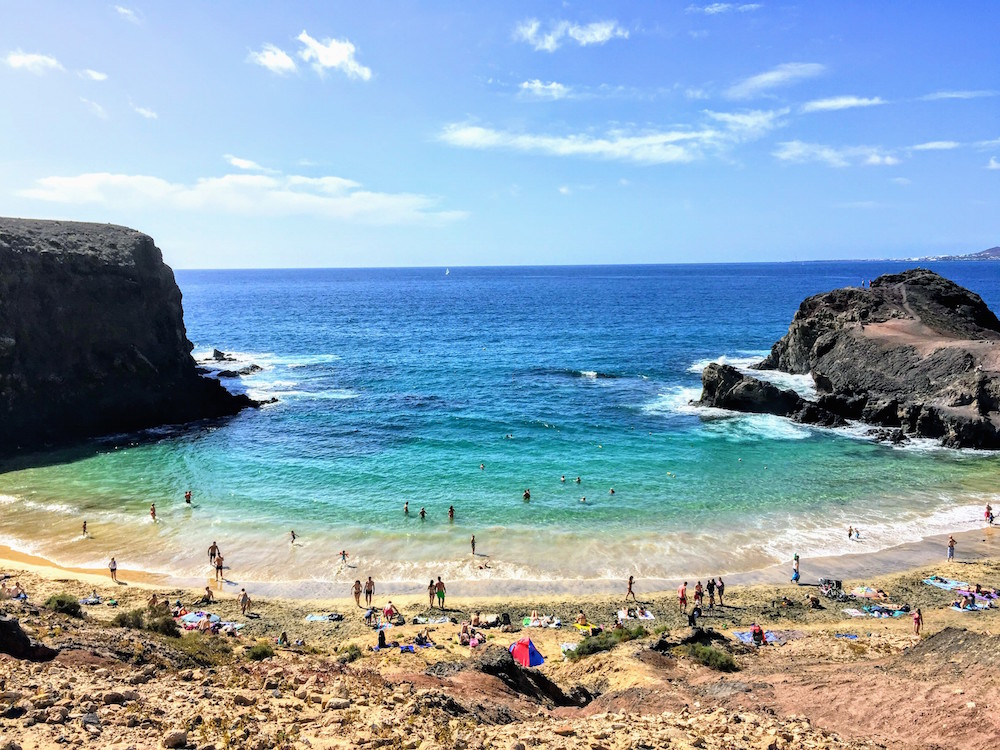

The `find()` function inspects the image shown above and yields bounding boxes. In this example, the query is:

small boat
[445,268,450,276]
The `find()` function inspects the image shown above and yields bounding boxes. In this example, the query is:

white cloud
[911,141,960,151]
[988,157,1000,171]
[79,69,108,81]
[223,154,278,173]
[891,177,911,186]
[80,98,108,119]
[685,87,710,100]
[131,104,158,119]
[514,18,628,52]
[247,43,298,75]
[18,171,465,225]
[519,80,572,100]
[773,141,900,168]
[725,62,824,99]
[4,51,63,74]
[801,95,884,113]
[921,90,998,101]
[686,3,762,14]
[296,31,371,81]
[441,109,784,165]
[114,5,141,24]
[558,185,571,195]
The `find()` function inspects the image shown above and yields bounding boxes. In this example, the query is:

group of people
[0,579,26,600]
[677,578,726,614]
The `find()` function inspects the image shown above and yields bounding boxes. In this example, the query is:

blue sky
[1,2,998,268]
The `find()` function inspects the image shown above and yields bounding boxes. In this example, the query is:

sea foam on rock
[0,217,255,456]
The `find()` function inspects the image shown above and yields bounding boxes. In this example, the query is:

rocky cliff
[699,269,1000,449]
[0,218,253,455]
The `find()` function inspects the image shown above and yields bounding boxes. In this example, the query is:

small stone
[324,698,350,711]
[162,730,188,749]
[46,705,69,724]
[103,692,125,705]
[552,726,575,737]
[233,694,254,707]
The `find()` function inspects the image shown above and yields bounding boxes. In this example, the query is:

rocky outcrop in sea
[0,218,254,456]
[699,268,1000,449]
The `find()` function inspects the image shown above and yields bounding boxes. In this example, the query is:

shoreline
[3,521,996,601]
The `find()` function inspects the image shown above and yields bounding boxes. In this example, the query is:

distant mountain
[906,246,1000,262]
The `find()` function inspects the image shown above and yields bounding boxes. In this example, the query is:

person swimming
[523,489,530,500]
[449,505,455,520]
[404,501,409,515]
[575,477,581,483]
[184,490,192,504]
[419,507,426,519]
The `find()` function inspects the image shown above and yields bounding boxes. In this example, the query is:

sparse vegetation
[684,643,738,672]
[44,592,82,618]
[112,608,145,629]
[147,615,181,637]
[338,643,363,663]
[247,641,275,661]
[567,625,648,661]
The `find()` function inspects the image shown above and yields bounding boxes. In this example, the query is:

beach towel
[835,633,859,640]
[923,577,968,591]
[733,630,782,645]
[842,608,867,618]
[400,645,415,653]
[850,586,880,599]
[305,613,344,622]
[523,616,561,628]
[179,612,220,624]
[573,623,601,634]
[560,642,578,654]
[951,602,989,612]
[79,596,101,605]
[863,604,906,618]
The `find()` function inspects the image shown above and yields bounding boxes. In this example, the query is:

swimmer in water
[419,507,426,519]
[184,490,192,504]
[479,463,484,470]
[561,475,566,482]
[82,521,88,538]
[471,535,476,555]
[580,496,586,503]
[848,525,853,540]
[575,477,581,484]
[609,488,615,495]
[340,550,348,563]
[523,489,531,500]
[150,503,156,522]
[448,505,455,520]
[404,501,409,515]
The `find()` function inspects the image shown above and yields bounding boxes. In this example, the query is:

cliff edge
[0,217,253,455]
[700,269,1000,449]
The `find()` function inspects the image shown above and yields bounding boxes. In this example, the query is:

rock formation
[0,218,254,456]
[699,269,1000,448]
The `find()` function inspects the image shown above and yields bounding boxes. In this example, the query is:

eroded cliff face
[0,218,253,455]
[699,269,1000,449]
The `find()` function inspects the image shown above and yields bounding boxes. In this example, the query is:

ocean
[2,261,999,595]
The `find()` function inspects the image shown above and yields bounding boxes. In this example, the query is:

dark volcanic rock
[0,218,254,455]
[0,614,59,661]
[730,268,1000,448]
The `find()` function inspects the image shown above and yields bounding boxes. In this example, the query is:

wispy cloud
[297,31,371,80]
[911,141,960,151]
[558,185,572,195]
[79,69,108,81]
[4,50,63,74]
[773,141,900,167]
[519,80,572,100]
[725,62,824,99]
[224,154,277,173]
[891,177,911,186]
[80,98,108,119]
[686,3,762,14]
[440,108,785,165]
[921,90,998,101]
[988,157,1000,171]
[114,5,141,24]
[19,171,465,225]
[801,95,884,113]
[131,103,158,119]
[513,18,628,52]
[248,43,298,75]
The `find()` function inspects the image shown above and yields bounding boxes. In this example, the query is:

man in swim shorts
[208,541,219,564]
[948,535,956,561]
[364,576,375,606]
[215,554,224,581]
[678,581,687,613]
[435,577,446,609]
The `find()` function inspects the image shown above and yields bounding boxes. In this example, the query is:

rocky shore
[0,218,254,457]
[699,269,1000,448]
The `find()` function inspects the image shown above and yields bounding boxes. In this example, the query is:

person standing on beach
[435,577,446,609]
[913,607,923,636]
[109,557,118,582]
[208,541,219,564]
[150,503,156,522]
[427,580,436,608]
[848,525,853,540]
[947,535,956,561]
[706,578,716,609]
[678,581,688,613]
[694,581,704,607]
[82,521,87,538]
[352,580,362,607]
[626,575,637,602]
[792,554,800,584]
[717,577,725,606]
[364,576,374,606]
[215,553,224,581]
[184,490,192,505]
[290,530,297,544]
[470,535,476,555]
[238,588,251,615]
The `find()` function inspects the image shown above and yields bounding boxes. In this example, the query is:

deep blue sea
[3,262,1000,594]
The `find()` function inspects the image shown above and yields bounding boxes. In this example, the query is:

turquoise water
[2,262,999,594]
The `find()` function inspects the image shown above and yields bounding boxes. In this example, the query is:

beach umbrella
[509,638,544,667]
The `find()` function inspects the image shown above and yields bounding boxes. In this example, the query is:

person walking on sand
[290,530,297,544]
[427,579,436,608]
[791,554,800,584]
[913,607,923,636]
[364,576,375,607]
[947,535,956,561]
[626,575,637,602]
[150,503,156,522]
[215,553,225,581]
[82,521,88,538]
[707,577,716,609]
[238,588,251,615]
[352,580,362,607]
[435,577,447,609]
[717,577,725,607]
[208,541,219,564]
[471,535,476,555]
[678,581,688,613]
[109,557,118,582]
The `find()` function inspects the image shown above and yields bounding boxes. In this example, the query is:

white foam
[688,353,816,398]
[0,494,17,506]
[579,370,598,379]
